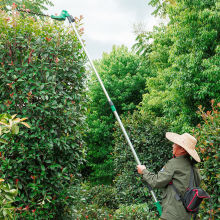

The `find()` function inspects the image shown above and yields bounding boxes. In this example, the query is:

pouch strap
[189,166,194,188]
[170,183,184,202]
[189,165,199,188]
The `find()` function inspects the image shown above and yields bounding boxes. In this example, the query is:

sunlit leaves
[0,113,30,135]
[0,181,18,219]
[137,0,219,132]
[0,0,53,14]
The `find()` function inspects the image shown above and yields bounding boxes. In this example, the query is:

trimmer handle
[51,10,71,21]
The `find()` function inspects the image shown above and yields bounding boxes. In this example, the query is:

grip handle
[51,10,70,21]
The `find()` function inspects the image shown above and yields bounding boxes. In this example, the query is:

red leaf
[45,37,52,42]
[12,3,17,9]
[28,49,34,64]
[25,205,29,210]
[55,57,59,63]
[8,61,14,66]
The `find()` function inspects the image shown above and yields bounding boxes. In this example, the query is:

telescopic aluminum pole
[64,13,161,216]
[71,23,141,165]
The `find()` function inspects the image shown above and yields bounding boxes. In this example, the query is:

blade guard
[51,10,70,21]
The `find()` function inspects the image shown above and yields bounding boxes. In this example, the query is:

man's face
[172,143,178,155]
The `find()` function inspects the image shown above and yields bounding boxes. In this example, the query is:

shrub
[89,184,119,209]
[114,203,157,220]
[67,182,116,219]
[73,183,118,209]
[113,111,171,207]
[194,100,220,219]
[71,203,113,220]
[0,10,87,219]
[67,183,157,219]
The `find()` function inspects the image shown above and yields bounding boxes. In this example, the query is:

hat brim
[166,132,201,162]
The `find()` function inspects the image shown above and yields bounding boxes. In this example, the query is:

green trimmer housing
[51,10,71,21]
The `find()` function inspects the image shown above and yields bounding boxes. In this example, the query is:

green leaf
[11,125,19,135]
[0,138,7,144]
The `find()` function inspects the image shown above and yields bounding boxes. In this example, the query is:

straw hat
[166,132,201,162]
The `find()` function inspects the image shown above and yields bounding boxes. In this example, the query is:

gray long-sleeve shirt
[142,155,201,220]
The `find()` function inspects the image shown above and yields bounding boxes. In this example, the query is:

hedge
[194,100,220,219]
[0,10,87,218]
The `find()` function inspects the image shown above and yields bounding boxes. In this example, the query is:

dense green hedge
[114,203,157,219]
[67,182,157,219]
[0,10,87,218]
[68,182,116,219]
[71,111,170,218]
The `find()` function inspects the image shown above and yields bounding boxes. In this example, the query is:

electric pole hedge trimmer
[17,9,162,216]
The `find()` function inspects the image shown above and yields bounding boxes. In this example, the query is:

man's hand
[137,165,146,174]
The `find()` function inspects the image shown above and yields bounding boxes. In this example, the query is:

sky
[47,0,163,60]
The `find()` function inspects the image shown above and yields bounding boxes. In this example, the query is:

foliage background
[84,0,219,218]
[85,46,149,184]
[137,0,220,132]
[113,111,171,206]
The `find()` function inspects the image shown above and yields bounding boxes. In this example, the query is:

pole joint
[108,101,116,112]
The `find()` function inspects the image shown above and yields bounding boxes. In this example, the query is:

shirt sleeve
[142,160,174,189]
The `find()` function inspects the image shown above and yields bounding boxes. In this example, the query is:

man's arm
[137,160,174,189]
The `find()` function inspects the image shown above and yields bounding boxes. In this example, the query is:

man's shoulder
[161,158,175,171]
[166,156,188,166]
[166,157,176,165]
[168,156,191,168]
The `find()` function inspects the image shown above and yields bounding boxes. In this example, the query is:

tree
[85,45,149,184]
[0,0,53,14]
[135,0,220,132]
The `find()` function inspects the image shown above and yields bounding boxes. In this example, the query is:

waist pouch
[171,167,210,213]
[183,187,210,212]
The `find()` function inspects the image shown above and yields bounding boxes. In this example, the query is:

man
[137,132,201,220]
